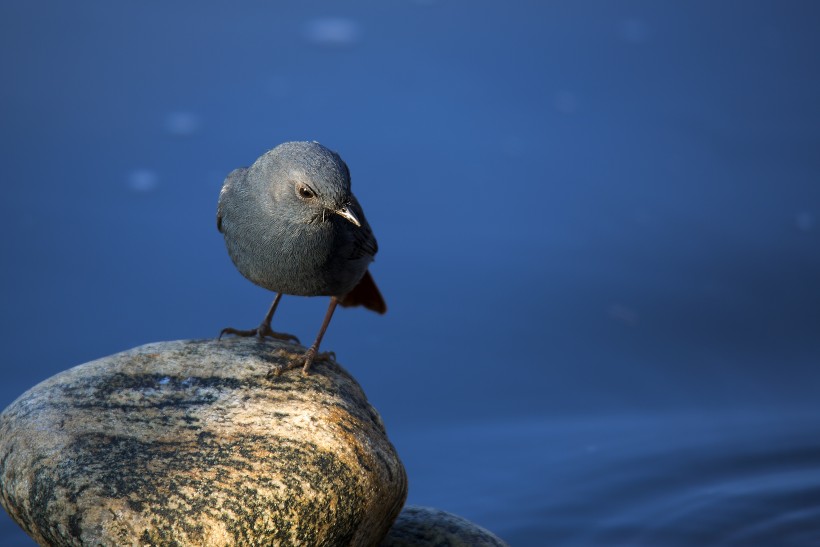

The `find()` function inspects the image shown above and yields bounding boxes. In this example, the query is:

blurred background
[2,1,819,545]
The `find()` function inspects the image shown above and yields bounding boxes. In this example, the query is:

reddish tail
[339,270,387,314]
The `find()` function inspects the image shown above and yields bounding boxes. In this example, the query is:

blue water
[2,2,819,545]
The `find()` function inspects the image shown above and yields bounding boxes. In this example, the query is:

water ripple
[581,442,820,546]
[398,410,820,546]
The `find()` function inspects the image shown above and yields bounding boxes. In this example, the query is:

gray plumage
[216,141,385,374]
[218,141,378,298]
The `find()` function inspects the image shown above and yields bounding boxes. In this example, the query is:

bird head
[261,141,361,227]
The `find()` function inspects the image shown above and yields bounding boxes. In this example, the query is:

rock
[381,506,508,546]
[0,338,407,546]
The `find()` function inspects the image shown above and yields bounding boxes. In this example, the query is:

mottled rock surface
[381,506,508,546]
[0,338,407,546]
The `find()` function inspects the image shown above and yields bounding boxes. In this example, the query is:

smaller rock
[381,506,508,546]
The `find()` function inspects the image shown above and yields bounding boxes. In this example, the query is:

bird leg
[268,297,339,376]
[219,292,300,343]
[301,297,339,373]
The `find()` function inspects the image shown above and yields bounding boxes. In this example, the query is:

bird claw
[301,348,337,373]
[302,347,318,374]
[265,348,336,378]
[218,327,254,340]
[258,324,300,343]
[219,324,300,344]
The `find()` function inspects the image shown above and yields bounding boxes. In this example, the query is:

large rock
[381,506,508,547]
[0,338,407,546]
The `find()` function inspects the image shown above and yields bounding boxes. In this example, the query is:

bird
[216,141,386,374]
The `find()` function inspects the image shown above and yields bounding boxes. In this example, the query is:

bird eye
[297,185,316,200]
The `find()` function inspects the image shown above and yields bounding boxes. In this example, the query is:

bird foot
[219,323,300,344]
[266,348,336,377]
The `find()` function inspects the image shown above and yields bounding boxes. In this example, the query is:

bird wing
[217,168,247,233]
[347,194,379,260]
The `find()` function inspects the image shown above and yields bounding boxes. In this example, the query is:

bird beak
[334,205,361,227]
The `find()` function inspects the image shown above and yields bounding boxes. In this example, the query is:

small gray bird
[217,141,386,374]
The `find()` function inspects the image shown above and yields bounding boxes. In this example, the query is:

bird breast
[224,212,371,297]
